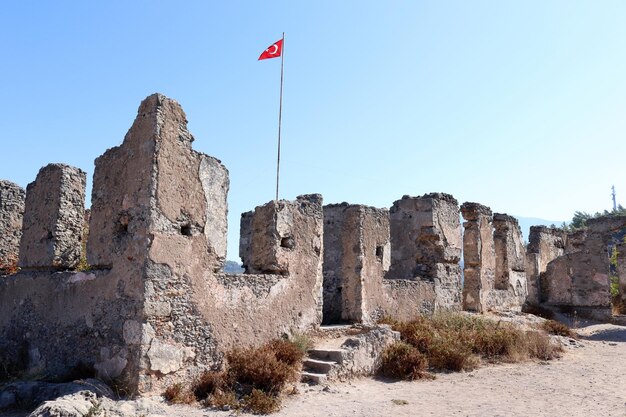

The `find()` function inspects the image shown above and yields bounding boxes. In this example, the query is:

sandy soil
[7,323,626,417]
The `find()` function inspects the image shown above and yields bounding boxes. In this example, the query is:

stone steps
[300,371,328,385]
[300,348,345,385]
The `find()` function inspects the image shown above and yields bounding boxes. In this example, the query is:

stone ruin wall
[0,94,324,394]
[533,216,626,319]
[525,226,567,305]
[2,92,625,395]
[0,180,25,272]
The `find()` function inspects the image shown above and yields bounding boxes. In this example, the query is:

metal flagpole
[275,32,285,202]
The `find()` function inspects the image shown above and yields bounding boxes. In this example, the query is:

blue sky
[1,1,625,260]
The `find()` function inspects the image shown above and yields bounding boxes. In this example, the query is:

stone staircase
[300,348,345,385]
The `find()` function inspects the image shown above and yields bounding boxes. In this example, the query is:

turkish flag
[258,39,283,60]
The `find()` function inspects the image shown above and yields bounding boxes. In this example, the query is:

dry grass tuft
[163,383,195,404]
[186,338,305,414]
[207,389,239,409]
[380,342,432,380]
[193,370,230,400]
[542,319,576,338]
[242,389,282,414]
[227,345,297,394]
[379,312,562,379]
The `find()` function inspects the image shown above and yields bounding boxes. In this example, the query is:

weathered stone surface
[322,204,391,324]
[388,193,462,309]
[540,215,626,318]
[461,202,495,312]
[18,164,86,269]
[491,213,527,309]
[329,325,400,380]
[0,379,113,412]
[241,195,322,276]
[526,226,567,304]
[617,241,626,309]
[0,180,25,273]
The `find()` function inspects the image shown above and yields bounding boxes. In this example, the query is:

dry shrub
[208,389,239,409]
[242,389,281,414]
[542,319,575,338]
[525,331,563,360]
[522,303,555,320]
[227,345,297,394]
[473,324,525,360]
[380,342,432,380]
[163,383,195,404]
[190,338,305,413]
[382,312,563,378]
[268,339,306,366]
[194,370,230,400]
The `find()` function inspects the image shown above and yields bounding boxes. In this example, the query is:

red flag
[258,39,283,60]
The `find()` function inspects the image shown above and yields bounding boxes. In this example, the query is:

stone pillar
[526,226,567,305]
[492,213,527,305]
[460,202,495,312]
[617,241,626,311]
[0,180,25,273]
[240,194,323,276]
[322,204,390,324]
[18,164,86,270]
[388,193,462,309]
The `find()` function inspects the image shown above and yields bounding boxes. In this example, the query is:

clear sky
[1,1,625,260]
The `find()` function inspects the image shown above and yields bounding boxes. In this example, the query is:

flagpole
[275,32,285,202]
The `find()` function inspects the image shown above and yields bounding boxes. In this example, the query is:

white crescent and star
[267,44,279,55]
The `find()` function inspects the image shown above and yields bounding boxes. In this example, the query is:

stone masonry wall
[388,193,462,309]
[18,164,86,270]
[491,213,527,310]
[321,204,391,324]
[322,203,437,323]
[322,204,350,324]
[540,216,626,319]
[0,94,325,395]
[525,226,567,305]
[0,180,25,272]
[460,202,495,313]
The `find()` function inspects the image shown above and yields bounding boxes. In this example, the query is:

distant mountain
[514,216,565,242]
[224,260,244,274]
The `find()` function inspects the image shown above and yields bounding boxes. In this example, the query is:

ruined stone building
[1,93,624,394]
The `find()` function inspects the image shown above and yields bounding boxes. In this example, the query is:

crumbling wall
[460,202,495,312]
[18,164,86,270]
[490,213,527,310]
[321,204,391,324]
[617,240,626,310]
[322,202,437,323]
[0,180,25,272]
[0,94,324,395]
[322,204,351,324]
[387,193,462,309]
[525,226,567,305]
[540,216,626,319]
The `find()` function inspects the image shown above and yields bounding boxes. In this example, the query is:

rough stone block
[388,193,462,309]
[0,180,25,272]
[460,202,495,312]
[526,226,566,304]
[322,204,390,324]
[18,164,86,269]
[492,213,527,294]
[242,194,323,275]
